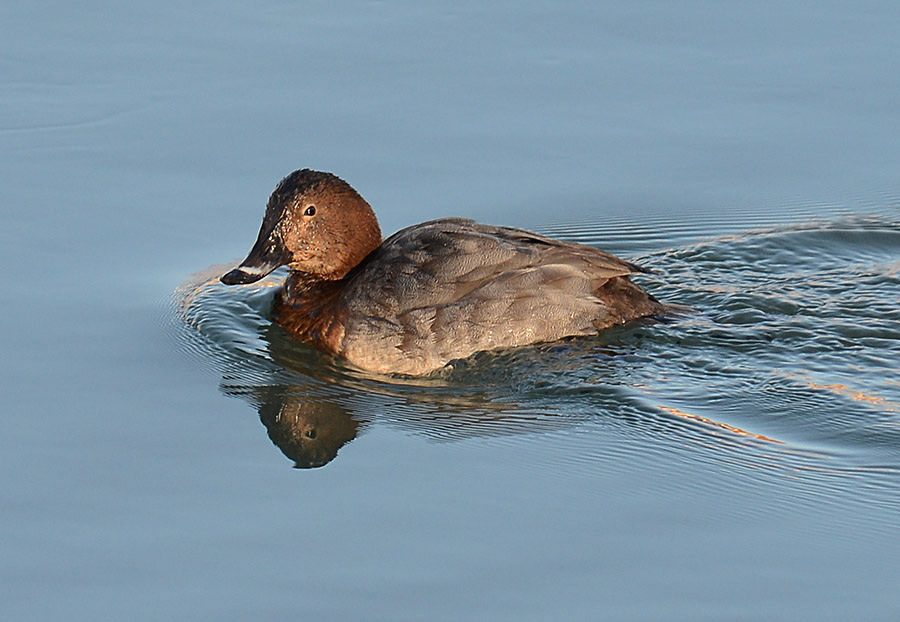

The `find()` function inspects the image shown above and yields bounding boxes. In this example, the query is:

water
[4,2,900,620]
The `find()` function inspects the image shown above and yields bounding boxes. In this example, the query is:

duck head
[221,169,383,285]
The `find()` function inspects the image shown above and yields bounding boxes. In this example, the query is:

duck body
[222,170,666,376]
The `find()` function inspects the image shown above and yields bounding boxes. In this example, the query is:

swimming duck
[221,169,666,375]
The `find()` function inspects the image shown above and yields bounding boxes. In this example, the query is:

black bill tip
[221,267,266,285]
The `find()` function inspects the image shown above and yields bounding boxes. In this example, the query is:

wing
[335,219,651,374]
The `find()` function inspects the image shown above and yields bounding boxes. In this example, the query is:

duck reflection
[217,325,599,468]
[217,326,789,469]
[222,373,575,468]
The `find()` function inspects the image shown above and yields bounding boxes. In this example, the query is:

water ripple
[171,211,900,525]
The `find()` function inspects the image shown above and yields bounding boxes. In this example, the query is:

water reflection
[211,314,790,469]
[232,385,361,468]
[218,329,591,468]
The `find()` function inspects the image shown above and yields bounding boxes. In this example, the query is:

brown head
[221,169,383,285]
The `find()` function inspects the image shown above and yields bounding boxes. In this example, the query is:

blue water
[3,2,900,620]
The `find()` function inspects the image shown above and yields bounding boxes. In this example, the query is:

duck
[221,169,667,376]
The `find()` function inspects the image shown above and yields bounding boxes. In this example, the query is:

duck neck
[274,271,348,354]
[281,270,343,301]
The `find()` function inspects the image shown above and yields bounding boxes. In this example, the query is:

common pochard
[221,169,667,375]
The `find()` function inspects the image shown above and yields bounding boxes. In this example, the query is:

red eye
[304,205,316,217]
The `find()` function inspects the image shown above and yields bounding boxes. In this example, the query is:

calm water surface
[3,2,900,620]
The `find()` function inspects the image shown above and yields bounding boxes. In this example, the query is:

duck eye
[304,205,316,217]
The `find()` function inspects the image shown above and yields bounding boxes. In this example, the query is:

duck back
[329,219,664,375]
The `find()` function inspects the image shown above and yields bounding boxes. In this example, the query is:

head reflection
[254,389,361,468]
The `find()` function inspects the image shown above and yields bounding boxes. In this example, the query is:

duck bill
[220,228,288,285]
